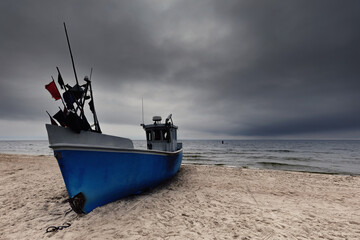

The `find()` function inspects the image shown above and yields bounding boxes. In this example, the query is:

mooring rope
[45,222,71,233]
[44,206,77,234]
[64,208,73,216]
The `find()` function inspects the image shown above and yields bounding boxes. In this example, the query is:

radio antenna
[141,98,144,126]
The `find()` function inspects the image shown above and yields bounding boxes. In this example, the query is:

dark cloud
[0,0,359,139]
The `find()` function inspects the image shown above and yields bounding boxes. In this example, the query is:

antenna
[89,67,93,80]
[141,98,144,126]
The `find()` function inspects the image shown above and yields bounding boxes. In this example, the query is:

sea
[0,140,359,175]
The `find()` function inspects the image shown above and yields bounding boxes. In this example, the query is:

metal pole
[63,22,79,85]
[142,98,144,126]
[88,82,101,133]
[89,67,93,80]
[88,68,100,132]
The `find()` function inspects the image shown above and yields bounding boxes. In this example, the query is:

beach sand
[0,154,359,239]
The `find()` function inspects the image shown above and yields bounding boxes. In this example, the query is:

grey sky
[0,0,359,140]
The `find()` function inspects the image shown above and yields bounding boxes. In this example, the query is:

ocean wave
[267,150,294,153]
[282,157,314,162]
[255,161,341,174]
[257,161,303,167]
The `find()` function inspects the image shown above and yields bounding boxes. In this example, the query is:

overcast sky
[0,0,359,140]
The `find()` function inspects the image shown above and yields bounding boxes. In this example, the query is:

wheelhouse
[142,114,181,152]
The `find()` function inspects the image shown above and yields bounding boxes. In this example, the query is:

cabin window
[163,130,170,141]
[154,130,161,140]
[146,131,152,141]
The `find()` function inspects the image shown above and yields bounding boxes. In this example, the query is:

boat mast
[62,23,101,133]
[88,69,101,133]
[63,22,79,86]
[63,22,85,117]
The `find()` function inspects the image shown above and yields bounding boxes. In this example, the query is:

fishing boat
[44,23,182,214]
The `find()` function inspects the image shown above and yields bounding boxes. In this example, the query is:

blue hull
[54,148,182,213]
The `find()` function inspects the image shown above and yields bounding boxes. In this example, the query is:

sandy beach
[0,154,359,239]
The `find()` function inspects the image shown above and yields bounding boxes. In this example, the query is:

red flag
[45,81,61,100]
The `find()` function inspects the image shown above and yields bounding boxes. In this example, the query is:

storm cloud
[0,0,359,139]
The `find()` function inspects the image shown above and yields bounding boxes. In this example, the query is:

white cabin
[142,114,182,152]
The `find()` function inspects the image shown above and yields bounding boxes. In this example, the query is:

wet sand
[0,153,359,239]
